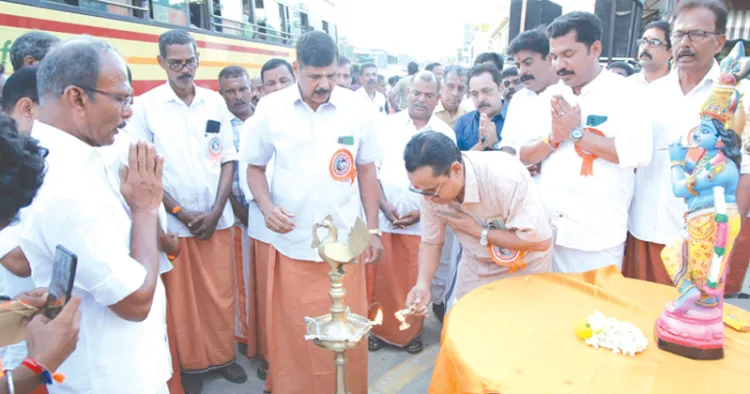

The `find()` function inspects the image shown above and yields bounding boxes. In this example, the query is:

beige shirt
[394,76,413,110]
[433,99,471,129]
[420,152,553,299]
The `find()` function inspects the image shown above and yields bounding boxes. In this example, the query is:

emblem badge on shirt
[485,217,526,272]
[208,136,223,166]
[329,148,357,184]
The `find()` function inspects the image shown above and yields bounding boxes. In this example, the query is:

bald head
[408,71,441,122]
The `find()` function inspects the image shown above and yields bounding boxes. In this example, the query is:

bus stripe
[126,56,262,70]
[132,79,220,95]
[0,13,291,57]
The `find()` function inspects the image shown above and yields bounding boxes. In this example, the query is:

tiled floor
[204,269,750,393]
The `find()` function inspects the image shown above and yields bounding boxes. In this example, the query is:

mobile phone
[44,246,78,319]
[205,120,221,134]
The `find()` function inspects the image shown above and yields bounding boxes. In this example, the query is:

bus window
[46,0,155,19]
[322,20,328,34]
[254,0,285,43]
[152,0,188,25]
[288,7,308,38]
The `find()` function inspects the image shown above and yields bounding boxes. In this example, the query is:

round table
[429,266,750,393]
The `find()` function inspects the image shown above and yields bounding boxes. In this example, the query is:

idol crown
[700,41,750,135]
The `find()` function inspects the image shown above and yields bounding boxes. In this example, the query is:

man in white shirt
[499,27,560,161]
[337,56,353,89]
[357,62,388,116]
[238,57,296,381]
[127,29,245,393]
[241,31,383,394]
[519,12,652,273]
[369,71,454,353]
[630,20,672,86]
[627,0,750,295]
[217,65,256,361]
[19,36,171,394]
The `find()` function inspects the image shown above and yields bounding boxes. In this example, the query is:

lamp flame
[373,308,383,325]
[394,305,417,331]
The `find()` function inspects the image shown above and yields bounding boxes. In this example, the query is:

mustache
[413,103,428,110]
[677,48,696,58]
[178,73,193,80]
[233,101,247,106]
[520,74,534,82]
[314,89,331,95]
[117,121,127,129]
[477,101,491,109]
[640,51,652,60]
[557,69,574,76]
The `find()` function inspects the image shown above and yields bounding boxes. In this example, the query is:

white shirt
[533,70,653,251]
[0,223,35,298]
[629,62,750,243]
[19,122,171,394]
[497,87,540,152]
[356,87,388,115]
[377,112,456,236]
[628,72,648,86]
[238,116,276,244]
[240,84,382,261]
[126,83,238,237]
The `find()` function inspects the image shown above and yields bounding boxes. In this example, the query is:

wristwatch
[479,228,490,247]
[570,127,585,144]
[492,141,503,151]
[369,229,383,237]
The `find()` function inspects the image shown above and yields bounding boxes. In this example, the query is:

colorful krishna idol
[656,42,750,360]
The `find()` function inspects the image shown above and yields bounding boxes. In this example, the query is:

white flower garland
[582,311,648,356]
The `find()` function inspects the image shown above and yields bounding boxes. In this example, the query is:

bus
[0,0,338,95]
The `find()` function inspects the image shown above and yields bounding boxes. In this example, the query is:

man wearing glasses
[403,131,553,316]
[631,20,672,85]
[626,0,750,293]
[127,29,246,394]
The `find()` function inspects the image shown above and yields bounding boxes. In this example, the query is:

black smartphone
[44,245,78,319]
[205,120,221,134]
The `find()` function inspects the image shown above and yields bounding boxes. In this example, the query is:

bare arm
[247,164,271,212]
[214,162,235,215]
[0,247,31,277]
[357,162,380,229]
[519,139,554,165]
[229,194,249,227]
[575,130,619,164]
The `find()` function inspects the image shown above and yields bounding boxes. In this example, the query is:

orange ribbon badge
[575,127,605,176]
[329,149,357,184]
[487,245,527,273]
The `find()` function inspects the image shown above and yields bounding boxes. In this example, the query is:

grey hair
[158,29,197,59]
[37,36,120,102]
[10,31,60,72]
[412,70,441,92]
[443,65,468,82]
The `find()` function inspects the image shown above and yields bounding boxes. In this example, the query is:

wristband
[543,135,560,151]
[22,358,65,385]
[171,206,182,217]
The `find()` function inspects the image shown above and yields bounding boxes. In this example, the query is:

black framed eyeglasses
[167,59,199,72]
[74,85,133,111]
[409,180,444,198]
[637,38,665,47]
[670,30,721,43]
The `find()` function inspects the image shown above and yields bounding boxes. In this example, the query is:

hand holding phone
[44,246,78,320]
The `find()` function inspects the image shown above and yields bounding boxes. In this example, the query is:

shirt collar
[579,67,609,96]
[158,82,206,105]
[434,99,447,114]
[473,106,505,122]
[32,121,96,166]
[461,154,479,204]
[666,60,720,92]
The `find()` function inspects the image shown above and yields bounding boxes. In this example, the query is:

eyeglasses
[637,38,665,47]
[167,59,199,72]
[75,85,133,111]
[670,30,720,43]
[409,180,444,198]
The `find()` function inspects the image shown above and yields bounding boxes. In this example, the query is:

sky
[334,0,597,61]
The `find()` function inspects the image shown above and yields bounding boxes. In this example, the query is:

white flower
[582,311,647,356]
